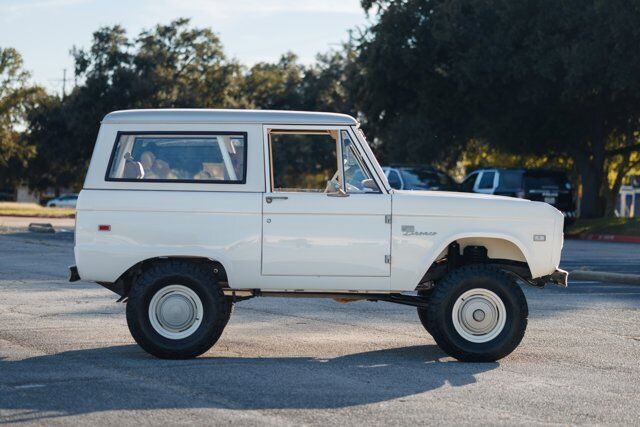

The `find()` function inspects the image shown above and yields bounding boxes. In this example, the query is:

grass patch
[566,217,640,236]
[0,202,75,218]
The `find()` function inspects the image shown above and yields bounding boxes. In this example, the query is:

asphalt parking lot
[1,229,639,425]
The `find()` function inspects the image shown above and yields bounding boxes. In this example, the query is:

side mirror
[326,179,349,197]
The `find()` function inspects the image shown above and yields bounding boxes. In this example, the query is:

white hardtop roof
[102,109,358,126]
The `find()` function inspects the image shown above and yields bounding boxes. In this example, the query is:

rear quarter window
[106,132,247,183]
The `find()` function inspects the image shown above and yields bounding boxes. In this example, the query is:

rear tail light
[98,225,111,232]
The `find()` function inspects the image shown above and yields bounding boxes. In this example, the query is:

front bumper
[544,268,569,287]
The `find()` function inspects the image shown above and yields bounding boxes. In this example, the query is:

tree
[0,47,44,188]
[26,19,245,191]
[301,43,359,114]
[242,53,306,109]
[358,0,640,217]
[241,46,359,114]
[133,18,244,108]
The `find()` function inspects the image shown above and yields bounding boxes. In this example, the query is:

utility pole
[62,69,67,98]
[54,68,74,99]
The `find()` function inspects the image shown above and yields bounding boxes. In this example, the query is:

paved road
[1,230,639,425]
[561,238,640,275]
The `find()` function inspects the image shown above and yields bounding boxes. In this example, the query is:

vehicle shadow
[0,344,497,422]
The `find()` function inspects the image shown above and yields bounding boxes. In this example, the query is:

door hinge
[384,254,391,264]
[385,214,392,224]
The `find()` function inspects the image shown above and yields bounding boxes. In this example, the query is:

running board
[222,289,431,308]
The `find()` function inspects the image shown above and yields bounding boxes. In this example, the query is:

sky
[0,0,371,94]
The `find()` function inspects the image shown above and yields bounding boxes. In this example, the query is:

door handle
[265,196,288,203]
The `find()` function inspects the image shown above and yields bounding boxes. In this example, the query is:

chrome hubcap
[452,288,506,343]
[148,285,203,340]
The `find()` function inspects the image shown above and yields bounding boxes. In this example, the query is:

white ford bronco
[71,109,567,362]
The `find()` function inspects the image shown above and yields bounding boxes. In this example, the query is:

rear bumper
[69,265,80,282]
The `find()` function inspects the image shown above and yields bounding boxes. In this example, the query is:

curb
[565,233,640,244]
[0,213,75,219]
[569,270,640,285]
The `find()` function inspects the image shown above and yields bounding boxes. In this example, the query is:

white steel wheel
[451,288,507,343]
[148,285,204,340]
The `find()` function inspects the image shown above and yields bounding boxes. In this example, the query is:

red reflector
[98,225,111,231]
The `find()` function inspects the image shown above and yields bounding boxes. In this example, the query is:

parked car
[46,194,78,208]
[71,109,567,362]
[383,166,459,191]
[461,168,576,223]
[0,189,14,201]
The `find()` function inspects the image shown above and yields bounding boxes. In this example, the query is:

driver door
[261,126,391,282]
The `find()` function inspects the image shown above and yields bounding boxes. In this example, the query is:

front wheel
[126,260,232,359]
[425,265,528,362]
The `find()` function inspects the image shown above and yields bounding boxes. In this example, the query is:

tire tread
[425,264,528,362]
[126,260,232,359]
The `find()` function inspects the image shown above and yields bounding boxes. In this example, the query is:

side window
[107,133,246,182]
[387,170,402,189]
[340,130,380,193]
[269,130,340,192]
[478,171,496,189]
[461,173,478,192]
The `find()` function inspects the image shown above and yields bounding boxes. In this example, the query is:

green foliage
[242,46,358,114]
[26,19,247,191]
[301,45,359,114]
[20,19,361,191]
[0,47,44,187]
[12,4,640,219]
[358,0,640,217]
[242,53,305,109]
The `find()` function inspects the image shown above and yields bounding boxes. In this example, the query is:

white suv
[70,109,567,361]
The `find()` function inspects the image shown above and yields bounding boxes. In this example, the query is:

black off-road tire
[426,265,528,362]
[126,260,232,359]
[416,289,434,335]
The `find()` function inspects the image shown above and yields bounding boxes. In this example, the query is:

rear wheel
[425,265,528,362]
[126,260,232,359]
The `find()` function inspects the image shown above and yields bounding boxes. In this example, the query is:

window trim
[267,128,342,193]
[350,127,390,194]
[104,131,249,184]
[340,129,382,194]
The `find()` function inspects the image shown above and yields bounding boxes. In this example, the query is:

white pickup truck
[71,109,567,362]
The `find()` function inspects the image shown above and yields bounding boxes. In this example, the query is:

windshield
[399,168,457,190]
[353,128,389,189]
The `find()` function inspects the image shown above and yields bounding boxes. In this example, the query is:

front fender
[390,219,554,292]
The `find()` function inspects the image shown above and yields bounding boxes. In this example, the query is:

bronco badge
[401,225,437,236]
